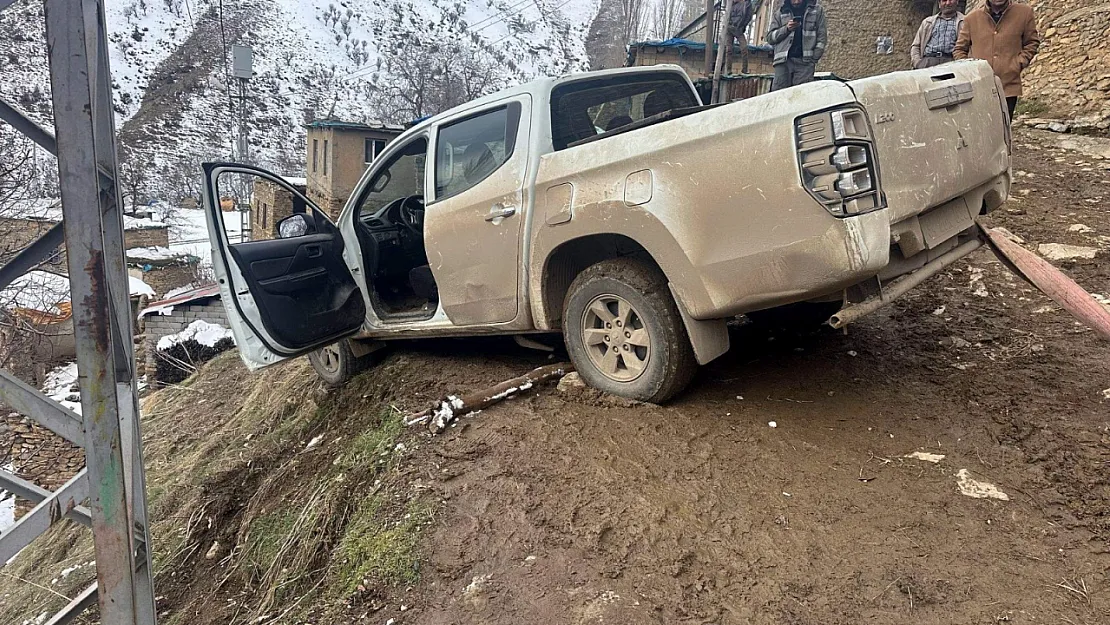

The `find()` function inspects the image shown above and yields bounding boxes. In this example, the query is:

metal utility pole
[232,44,253,242]
[0,1,157,623]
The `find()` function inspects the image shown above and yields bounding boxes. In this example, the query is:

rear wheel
[308,339,372,386]
[563,258,696,403]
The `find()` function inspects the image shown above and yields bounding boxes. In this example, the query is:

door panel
[424,96,531,325]
[203,163,364,368]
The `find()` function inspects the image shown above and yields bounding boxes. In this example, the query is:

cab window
[550,73,698,150]
[434,103,521,202]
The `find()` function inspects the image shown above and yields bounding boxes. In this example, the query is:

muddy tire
[563,258,697,403]
[308,339,371,387]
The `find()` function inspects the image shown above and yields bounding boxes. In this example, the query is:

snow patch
[157,319,234,350]
[42,362,82,415]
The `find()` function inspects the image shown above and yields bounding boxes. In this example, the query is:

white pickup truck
[203,62,1011,402]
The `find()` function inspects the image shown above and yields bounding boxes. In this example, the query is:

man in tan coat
[954,0,1041,119]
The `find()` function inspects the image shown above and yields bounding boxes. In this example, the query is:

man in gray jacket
[766,0,828,91]
[910,0,965,68]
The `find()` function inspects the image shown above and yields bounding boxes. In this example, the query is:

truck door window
[358,138,427,217]
[550,73,698,150]
[434,102,521,201]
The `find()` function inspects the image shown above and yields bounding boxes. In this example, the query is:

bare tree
[367,42,508,122]
[622,0,649,43]
[649,0,692,40]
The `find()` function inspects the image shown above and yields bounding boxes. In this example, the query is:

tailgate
[848,60,1010,224]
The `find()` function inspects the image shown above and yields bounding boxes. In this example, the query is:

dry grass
[0,351,432,625]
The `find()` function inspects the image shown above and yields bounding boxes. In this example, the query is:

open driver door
[202,163,365,369]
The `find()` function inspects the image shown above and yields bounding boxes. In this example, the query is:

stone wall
[132,264,198,298]
[0,218,68,271]
[124,226,170,249]
[1024,0,1110,116]
[2,413,84,512]
[818,0,930,79]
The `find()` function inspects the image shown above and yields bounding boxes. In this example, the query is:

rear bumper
[689,209,891,319]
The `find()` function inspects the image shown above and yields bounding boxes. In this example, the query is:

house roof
[2,270,154,324]
[629,37,773,55]
[2,198,168,230]
[304,119,406,133]
[138,283,220,318]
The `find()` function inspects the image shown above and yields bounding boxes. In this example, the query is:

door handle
[485,205,516,222]
[305,244,322,258]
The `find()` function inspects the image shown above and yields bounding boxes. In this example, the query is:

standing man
[910,0,965,69]
[766,0,828,92]
[954,0,1041,119]
[724,0,756,74]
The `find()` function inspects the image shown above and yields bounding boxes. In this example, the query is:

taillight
[795,107,883,217]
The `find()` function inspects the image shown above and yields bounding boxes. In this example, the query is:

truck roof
[396,64,693,142]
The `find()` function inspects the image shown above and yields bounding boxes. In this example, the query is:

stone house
[0,270,154,386]
[1,198,171,271]
[125,247,201,297]
[251,177,307,240]
[305,120,404,219]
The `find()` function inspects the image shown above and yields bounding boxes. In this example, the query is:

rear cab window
[550,72,699,151]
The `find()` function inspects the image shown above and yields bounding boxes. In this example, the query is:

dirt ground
[378,127,1110,625]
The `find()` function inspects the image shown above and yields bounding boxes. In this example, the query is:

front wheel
[308,339,372,386]
[563,258,697,403]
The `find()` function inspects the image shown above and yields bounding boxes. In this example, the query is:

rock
[939,336,972,349]
[1068,223,1094,233]
[556,371,586,392]
[204,541,220,560]
[1038,243,1098,261]
[1047,122,1070,133]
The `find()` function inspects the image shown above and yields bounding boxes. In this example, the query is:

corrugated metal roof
[138,283,221,318]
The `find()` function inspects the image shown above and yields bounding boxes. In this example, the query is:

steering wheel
[397,195,425,235]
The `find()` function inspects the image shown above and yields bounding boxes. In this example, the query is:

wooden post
[712,0,734,103]
[703,0,716,78]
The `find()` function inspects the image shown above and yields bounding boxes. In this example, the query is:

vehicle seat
[605,115,634,131]
[643,89,674,119]
[462,142,497,185]
[409,265,438,301]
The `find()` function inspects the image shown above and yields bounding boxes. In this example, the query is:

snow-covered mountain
[0,0,601,200]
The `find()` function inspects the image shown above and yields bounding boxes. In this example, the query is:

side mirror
[370,170,391,193]
[278,213,317,238]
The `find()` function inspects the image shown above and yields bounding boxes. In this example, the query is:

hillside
[0,0,600,200]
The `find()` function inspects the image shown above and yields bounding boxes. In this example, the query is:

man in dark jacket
[724,0,756,74]
[766,0,827,91]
